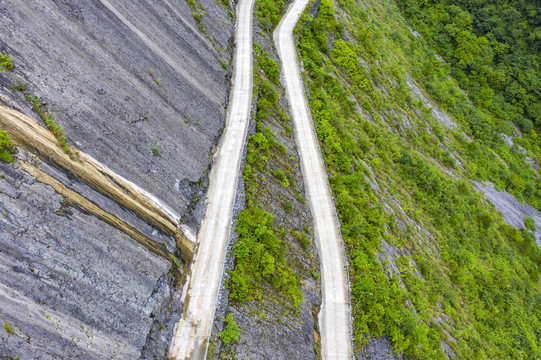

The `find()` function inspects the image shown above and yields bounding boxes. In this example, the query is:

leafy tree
[524,217,536,231]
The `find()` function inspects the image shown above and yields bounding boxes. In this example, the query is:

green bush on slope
[227,46,307,311]
[218,314,241,346]
[0,54,13,72]
[297,0,541,357]
[229,207,302,308]
[257,0,284,31]
[0,130,16,163]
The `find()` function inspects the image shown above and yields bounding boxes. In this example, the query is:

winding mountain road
[167,0,254,357]
[275,1,353,358]
[169,0,352,357]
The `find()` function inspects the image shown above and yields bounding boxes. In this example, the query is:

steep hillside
[208,0,541,357]
[2,0,541,358]
[0,0,234,358]
[295,0,541,357]
[398,0,541,140]
[0,0,233,218]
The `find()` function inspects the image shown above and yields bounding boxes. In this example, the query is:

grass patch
[0,54,14,72]
[3,322,13,334]
[23,92,72,157]
[10,81,72,157]
[0,130,16,163]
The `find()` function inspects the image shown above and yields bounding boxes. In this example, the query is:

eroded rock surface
[475,181,541,246]
[0,0,234,218]
[0,0,235,357]
[0,161,173,359]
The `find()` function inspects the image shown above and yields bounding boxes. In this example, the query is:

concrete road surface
[168,0,254,357]
[274,1,353,358]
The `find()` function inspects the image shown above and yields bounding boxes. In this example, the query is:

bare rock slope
[0,160,172,359]
[1,0,233,217]
[0,0,234,358]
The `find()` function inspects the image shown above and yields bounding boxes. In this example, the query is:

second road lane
[275,0,353,358]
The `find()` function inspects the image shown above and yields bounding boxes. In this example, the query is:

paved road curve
[274,1,353,359]
[168,0,254,357]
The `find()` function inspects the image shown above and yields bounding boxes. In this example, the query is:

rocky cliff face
[1,158,172,359]
[0,0,234,358]
[1,0,233,219]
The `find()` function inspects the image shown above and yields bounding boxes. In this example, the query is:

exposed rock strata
[0,0,234,218]
[0,160,173,359]
[0,105,195,258]
[0,0,235,357]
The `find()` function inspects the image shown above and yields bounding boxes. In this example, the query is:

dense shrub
[218,314,241,346]
[0,130,16,163]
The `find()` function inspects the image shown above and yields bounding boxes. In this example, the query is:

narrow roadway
[274,1,353,358]
[168,0,254,357]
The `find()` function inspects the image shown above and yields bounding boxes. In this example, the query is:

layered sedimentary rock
[0,0,234,357]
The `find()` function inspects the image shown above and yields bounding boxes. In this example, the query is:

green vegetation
[185,0,215,45]
[255,44,280,84]
[256,0,284,31]
[149,69,162,85]
[0,130,16,163]
[391,0,541,210]
[524,217,536,231]
[9,75,72,156]
[272,169,289,187]
[11,82,26,92]
[397,0,541,137]
[168,253,181,268]
[297,0,541,357]
[11,85,72,157]
[23,92,72,157]
[227,43,315,312]
[220,0,231,11]
[218,314,241,346]
[3,322,13,334]
[229,207,302,308]
[0,54,14,72]
[152,141,160,156]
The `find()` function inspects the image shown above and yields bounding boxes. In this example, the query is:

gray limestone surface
[475,181,541,247]
[0,0,234,217]
[0,161,173,359]
[359,337,401,360]
[0,0,235,357]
